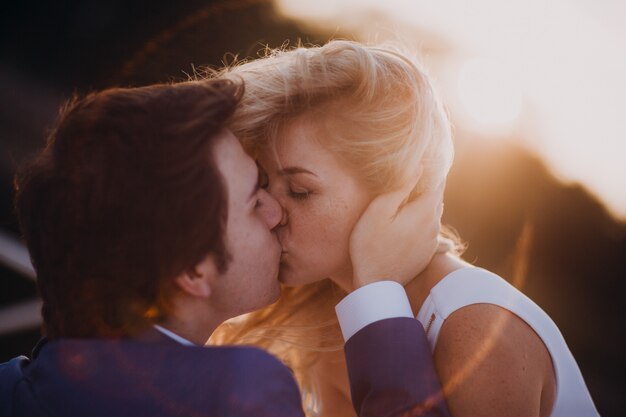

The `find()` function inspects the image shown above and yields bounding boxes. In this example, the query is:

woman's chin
[278,264,320,287]
[278,272,308,287]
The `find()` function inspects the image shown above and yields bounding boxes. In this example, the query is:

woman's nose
[257,189,286,229]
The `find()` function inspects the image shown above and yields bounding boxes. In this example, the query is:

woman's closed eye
[256,159,313,201]
[288,188,310,200]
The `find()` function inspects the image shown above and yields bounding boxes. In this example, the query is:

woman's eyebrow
[277,167,318,177]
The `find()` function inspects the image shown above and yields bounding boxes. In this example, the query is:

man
[0,79,448,416]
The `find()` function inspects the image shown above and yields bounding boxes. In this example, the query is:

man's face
[209,130,283,318]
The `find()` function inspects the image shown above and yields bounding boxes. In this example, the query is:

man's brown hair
[14,79,242,338]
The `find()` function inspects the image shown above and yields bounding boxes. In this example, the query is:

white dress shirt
[335,281,414,341]
[153,324,195,346]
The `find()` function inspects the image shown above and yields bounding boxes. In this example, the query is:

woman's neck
[330,253,468,314]
[404,252,469,317]
[330,267,356,293]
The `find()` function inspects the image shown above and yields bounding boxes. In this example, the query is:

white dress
[416,267,599,417]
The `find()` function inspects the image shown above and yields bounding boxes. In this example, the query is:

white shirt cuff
[335,281,414,342]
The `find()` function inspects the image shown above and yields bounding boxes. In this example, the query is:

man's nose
[258,189,286,229]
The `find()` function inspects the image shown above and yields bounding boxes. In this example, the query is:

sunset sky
[274,0,626,219]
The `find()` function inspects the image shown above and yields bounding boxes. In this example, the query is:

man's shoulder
[7,339,303,417]
[0,355,29,380]
[0,356,30,416]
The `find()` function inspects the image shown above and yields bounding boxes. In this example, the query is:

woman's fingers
[398,181,444,225]
[350,180,445,289]
[358,167,423,223]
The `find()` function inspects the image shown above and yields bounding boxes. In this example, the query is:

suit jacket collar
[33,325,183,357]
[31,337,48,359]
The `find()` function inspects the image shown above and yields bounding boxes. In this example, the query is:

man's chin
[278,278,299,287]
[268,283,282,304]
[277,269,297,287]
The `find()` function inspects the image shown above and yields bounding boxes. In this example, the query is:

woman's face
[257,119,373,289]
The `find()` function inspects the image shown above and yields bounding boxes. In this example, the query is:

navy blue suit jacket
[1,318,448,417]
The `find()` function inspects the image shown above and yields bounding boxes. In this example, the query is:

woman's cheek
[293,206,318,240]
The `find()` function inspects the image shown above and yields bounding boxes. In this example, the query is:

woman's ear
[174,255,219,299]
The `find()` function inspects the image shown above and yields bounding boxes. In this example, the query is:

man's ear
[174,255,219,299]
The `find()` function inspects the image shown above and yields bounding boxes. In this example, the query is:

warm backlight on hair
[273,0,626,219]
[456,59,522,134]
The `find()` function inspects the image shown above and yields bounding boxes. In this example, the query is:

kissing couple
[1,41,597,417]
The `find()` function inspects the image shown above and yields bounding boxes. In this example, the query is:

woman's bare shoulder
[434,303,556,417]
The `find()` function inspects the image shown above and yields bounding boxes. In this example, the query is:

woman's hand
[349,179,444,289]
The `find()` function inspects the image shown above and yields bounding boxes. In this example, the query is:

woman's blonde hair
[209,40,459,415]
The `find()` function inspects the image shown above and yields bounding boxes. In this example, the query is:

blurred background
[0,0,624,414]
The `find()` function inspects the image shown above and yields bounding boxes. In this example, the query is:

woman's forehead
[270,122,334,162]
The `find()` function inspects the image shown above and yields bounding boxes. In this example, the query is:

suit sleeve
[344,318,450,417]
[337,282,450,417]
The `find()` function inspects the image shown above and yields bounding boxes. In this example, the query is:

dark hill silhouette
[444,137,626,413]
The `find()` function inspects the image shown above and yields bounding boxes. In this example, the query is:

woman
[211,40,598,417]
